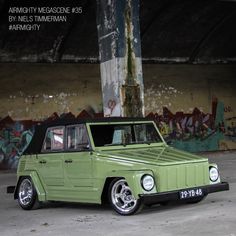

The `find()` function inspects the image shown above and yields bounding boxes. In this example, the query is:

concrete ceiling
[0,0,236,63]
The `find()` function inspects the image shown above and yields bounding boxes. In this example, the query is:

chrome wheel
[110,179,141,215]
[18,178,33,206]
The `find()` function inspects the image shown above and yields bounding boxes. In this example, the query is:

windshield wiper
[137,141,151,145]
[104,141,152,147]
[104,142,127,147]
[127,141,151,145]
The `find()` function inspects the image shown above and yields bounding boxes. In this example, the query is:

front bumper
[139,182,229,205]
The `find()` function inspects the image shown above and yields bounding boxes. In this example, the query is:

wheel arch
[101,177,122,204]
[101,170,156,202]
[14,171,46,202]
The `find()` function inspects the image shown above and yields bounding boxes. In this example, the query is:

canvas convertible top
[23,117,152,155]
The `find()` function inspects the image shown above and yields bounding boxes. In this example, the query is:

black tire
[108,178,142,216]
[17,177,40,210]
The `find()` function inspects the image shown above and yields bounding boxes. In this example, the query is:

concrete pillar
[96,0,144,117]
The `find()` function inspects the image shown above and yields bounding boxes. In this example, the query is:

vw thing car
[14,118,229,215]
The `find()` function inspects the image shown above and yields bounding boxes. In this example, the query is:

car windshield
[90,123,162,147]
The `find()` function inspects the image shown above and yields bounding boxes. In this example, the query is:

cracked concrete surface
[0,151,235,236]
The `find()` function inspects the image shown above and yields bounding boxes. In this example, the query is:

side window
[67,124,90,151]
[42,127,64,152]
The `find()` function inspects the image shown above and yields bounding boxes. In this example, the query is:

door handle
[39,160,46,164]
[65,159,73,163]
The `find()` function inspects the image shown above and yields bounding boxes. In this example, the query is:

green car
[14,118,229,215]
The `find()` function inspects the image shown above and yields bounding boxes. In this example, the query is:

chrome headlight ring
[141,174,155,191]
[209,166,219,182]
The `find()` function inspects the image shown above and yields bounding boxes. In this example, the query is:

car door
[37,126,65,199]
[63,124,94,201]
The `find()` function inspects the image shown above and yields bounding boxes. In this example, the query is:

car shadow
[40,201,111,212]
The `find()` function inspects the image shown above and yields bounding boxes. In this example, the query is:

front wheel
[108,178,142,215]
[17,177,40,210]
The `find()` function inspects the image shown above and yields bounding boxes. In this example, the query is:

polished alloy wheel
[18,178,33,206]
[111,179,138,214]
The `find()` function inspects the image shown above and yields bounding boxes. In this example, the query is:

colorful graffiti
[220,116,236,150]
[0,98,235,169]
[0,116,36,169]
[147,99,227,152]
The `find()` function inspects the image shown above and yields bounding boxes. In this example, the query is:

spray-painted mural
[0,98,235,169]
[0,117,35,169]
[147,98,227,152]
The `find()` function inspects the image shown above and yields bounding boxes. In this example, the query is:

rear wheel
[108,178,142,215]
[17,177,40,210]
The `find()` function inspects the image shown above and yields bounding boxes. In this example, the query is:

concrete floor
[0,151,235,236]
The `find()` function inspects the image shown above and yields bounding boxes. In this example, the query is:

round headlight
[141,175,155,191]
[209,166,219,182]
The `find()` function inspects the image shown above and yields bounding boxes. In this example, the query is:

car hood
[97,146,208,166]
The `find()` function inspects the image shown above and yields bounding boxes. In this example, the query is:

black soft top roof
[23,117,152,155]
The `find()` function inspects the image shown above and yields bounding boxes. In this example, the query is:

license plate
[179,188,203,199]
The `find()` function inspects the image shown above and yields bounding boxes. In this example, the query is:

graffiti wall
[0,117,35,169]
[0,98,235,169]
[147,98,227,152]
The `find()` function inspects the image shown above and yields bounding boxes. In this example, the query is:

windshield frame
[86,121,166,150]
